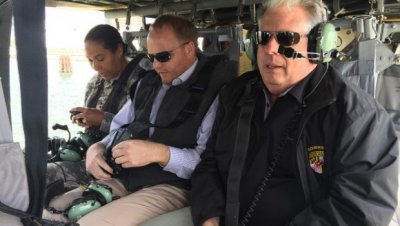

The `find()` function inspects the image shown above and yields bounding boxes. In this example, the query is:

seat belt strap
[225,78,259,226]
[0,201,38,222]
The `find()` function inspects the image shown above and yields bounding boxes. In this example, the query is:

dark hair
[84,24,126,53]
[151,15,198,45]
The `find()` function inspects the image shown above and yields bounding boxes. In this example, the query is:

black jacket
[191,63,398,226]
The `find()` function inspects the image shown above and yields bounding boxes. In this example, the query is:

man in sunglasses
[44,14,236,225]
[190,0,398,226]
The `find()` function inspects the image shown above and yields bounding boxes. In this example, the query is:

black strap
[86,53,145,114]
[102,53,146,114]
[13,0,48,220]
[166,55,220,128]
[0,201,40,224]
[128,72,144,101]
[44,179,66,208]
[127,75,161,139]
[225,78,258,226]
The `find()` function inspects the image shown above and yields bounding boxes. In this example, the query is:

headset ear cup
[66,195,102,222]
[59,144,83,161]
[86,183,113,204]
[75,137,88,151]
[245,33,254,61]
[68,194,97,208]
[77,132,93,150]
[64,183,113,222]
[307,24,320,54]
[82,188,108,206]
[308,23,338,62]
[318,23,337,57]
[245,27,258,63]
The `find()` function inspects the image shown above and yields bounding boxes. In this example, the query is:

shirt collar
[287,67,316,103]
[99,74,121,87]
[171,59,199,86]
[263,67,315,104]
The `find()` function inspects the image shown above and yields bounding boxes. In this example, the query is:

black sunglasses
[255,31,307,46]
[147,42,189,63]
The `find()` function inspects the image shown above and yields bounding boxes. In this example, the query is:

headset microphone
[278,46,333,62]
[278,46,305,59]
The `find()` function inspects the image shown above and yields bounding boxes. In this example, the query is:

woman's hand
[70,107,105,128]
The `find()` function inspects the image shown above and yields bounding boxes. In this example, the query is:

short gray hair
[258,0,328,32]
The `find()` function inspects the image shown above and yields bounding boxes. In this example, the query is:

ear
[185,41,196,55]
[116,43,124,57]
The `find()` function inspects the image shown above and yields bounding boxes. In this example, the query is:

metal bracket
[125,5,132,30]
[250,4,257,25]
[158,0,164,16]
[191,0,199,23]
[236,0,245,24]
[210,8,216,25]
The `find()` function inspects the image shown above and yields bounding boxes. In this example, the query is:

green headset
[307,22,338,62]
[245,26,258,62]
[66,182,113,222]
[246,22,338,63]
[58,131,93,161]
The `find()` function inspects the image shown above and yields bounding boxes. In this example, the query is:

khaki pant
[43,179,189,226]
[141,207,193,226]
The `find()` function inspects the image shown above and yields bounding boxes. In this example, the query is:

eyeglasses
[147,42,189,63]
[255,31,308,46]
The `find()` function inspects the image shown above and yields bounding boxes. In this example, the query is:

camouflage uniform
[85,57,151,133]
[84,73,133,133]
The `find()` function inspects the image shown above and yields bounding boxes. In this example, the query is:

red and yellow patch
[308,146,325,174]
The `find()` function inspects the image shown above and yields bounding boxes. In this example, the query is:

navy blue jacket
[191,63,398,226]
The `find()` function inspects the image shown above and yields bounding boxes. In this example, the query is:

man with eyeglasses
[44,15,236,225]
[189,0,398,226]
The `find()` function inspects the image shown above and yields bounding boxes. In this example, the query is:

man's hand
[111,140,170,168]
[202,217,220,226]
[85,142,112,180]
[70,107,104,128]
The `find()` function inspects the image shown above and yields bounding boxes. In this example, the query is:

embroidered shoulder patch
[308,146,325,174]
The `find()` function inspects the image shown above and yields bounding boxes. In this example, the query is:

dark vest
[118,54,235,192]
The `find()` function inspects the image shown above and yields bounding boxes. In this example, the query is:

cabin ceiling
[45,0,400,25]
[45,0,205,11]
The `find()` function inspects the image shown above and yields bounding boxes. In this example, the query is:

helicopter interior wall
[327,15,400,135]
[330,60,375,94]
